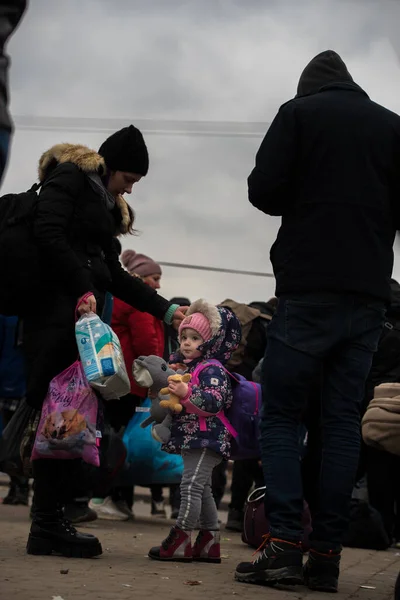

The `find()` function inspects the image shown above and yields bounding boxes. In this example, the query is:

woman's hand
[77,293,97,316]
[172,306,188,330]
[168,379,189,399]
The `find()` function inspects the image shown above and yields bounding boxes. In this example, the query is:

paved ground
[0,483,399,600]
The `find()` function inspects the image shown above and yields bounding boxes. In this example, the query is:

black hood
[296,50,355,98]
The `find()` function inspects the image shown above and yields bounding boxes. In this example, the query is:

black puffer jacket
[9,143,174,409]
[249,50,400,303]
[4,143,171,319]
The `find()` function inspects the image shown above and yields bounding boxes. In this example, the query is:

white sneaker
[151,500,167,517]
[89,497,130,521]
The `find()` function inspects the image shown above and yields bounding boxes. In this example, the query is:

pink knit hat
[121,250,162,277]
[179,313,212,343]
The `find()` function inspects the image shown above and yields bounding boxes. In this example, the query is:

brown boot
[148,526,192,562]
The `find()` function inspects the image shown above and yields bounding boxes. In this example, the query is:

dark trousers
[367,446,400,540]
[23,298,95,511]
[301,380,324,514]
[230,459,264,511]
[2,407,29,490]
[32,458,90,513]
[105,393,138,507]
[212,461,227,509]
[260,293,385,547]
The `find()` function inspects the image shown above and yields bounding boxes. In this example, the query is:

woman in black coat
[20,125,186,559]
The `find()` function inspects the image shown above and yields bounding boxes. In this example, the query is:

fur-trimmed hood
[173,299,241,365]
[38,143,106,183]
[37,143,133,235]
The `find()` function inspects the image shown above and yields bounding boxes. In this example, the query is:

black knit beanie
[99,125,149,175]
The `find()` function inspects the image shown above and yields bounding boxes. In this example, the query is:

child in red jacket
[91,251,167,520]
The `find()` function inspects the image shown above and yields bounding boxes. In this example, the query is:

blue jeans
[260,292,385,548]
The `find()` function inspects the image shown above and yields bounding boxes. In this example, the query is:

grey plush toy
[132,355,178,444]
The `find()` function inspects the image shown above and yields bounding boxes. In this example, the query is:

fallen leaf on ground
[360,586,376,590]
[60,569,69,575]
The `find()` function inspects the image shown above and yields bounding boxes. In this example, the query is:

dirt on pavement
[0,501,399,600]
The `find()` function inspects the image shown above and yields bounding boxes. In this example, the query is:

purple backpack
[191,359,261,461]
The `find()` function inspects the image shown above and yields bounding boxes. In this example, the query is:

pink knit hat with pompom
[179,313,212,343]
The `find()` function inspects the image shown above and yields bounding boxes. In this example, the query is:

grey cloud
[3,0,400,303]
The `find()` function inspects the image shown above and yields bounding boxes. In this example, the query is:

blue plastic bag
[123,398,183,485]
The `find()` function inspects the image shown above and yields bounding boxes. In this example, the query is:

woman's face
[107,171,142,196]
[143,273,161,290]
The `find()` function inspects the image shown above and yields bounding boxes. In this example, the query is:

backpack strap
[190,359,238,438]
[192,359,241,385]
[216,412,238,438]
[191,359,222,384]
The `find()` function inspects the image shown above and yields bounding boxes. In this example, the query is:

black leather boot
[4,478,29,505]
[28,459,102,558]
[2,481,17,505]
[27,508,102,558]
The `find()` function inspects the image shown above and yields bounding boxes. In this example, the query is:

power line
[12,116,275,277]
[13,115,269,138]
[158,261,274,278]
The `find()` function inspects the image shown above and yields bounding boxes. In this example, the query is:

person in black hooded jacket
[235,51,400,593]
[12,126,186,560]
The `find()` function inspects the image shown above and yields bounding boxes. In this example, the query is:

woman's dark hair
[125,203,136,235]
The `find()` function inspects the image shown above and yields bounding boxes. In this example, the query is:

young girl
[148,299,241,563]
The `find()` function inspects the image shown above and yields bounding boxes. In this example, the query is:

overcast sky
[3,0,400,304]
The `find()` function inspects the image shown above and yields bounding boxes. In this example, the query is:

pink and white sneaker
[192,530,221,564]
[148,526,192,562]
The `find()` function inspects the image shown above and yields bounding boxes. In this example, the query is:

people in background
[0,315,29,505]
[90,251,181,520]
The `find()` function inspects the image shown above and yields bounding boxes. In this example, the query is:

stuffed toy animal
[159,373,191,414]
[133,355,176,396]
[132,355,189,443]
